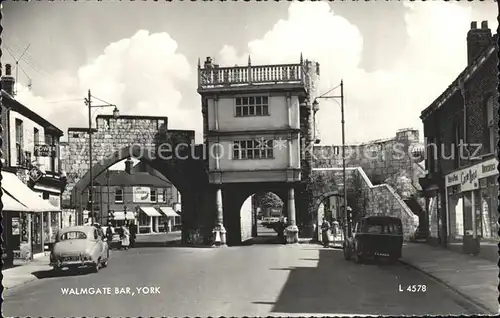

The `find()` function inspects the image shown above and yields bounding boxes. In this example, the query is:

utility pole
[86,89,94,223]
[107,169,111,226]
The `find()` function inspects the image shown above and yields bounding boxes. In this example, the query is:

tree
[258,192,283,209]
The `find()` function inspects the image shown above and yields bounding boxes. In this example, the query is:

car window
[60,231,87,240]
[384,223,402,234]
[367,225,383,233]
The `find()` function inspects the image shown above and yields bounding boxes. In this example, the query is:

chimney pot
[5,64,12,76]
[481,20,488,29]
[471,21,477,29]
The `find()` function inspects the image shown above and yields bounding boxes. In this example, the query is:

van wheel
[343,242,351,260]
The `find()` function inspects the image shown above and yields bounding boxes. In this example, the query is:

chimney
[1,64,15,96]
[467,20,492,65]
[125,158,133,174]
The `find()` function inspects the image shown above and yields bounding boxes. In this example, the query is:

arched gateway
[60,115,212,244]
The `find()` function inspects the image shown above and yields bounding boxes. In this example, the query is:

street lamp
[312,80,352,237]
[85,89,119,227]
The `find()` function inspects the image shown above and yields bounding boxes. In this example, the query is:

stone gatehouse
[59,114,212,243]
[309,128,426,240]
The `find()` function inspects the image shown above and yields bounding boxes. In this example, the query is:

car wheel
[101,259,108,267]
[91,262,100,273]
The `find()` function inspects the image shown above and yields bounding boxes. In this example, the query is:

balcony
[198,58,309,93]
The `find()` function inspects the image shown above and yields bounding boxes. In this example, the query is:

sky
[2,1,499,151]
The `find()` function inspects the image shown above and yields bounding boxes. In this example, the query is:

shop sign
[460,167,479,192]
[133,187,151,203]
[49,195,61,209]
[445,172,461,187]
[29,166,43,182]
[12,217,20,235]
[477,158,498,179]
[34,144,57,157]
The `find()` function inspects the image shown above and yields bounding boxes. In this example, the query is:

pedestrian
[129,221,137,247]
[331,218,339,245]
[120,223,130,250]
[106,222,113,246]
[321,218,331,248]
[163,220,169,233]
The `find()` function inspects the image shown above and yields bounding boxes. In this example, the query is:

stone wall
[60,115,169,204]
[311,167,419,240]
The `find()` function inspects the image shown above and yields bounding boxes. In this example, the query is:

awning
[2,192,30,212]
[113,211,136,220]
[139,206,162,217]
[159,207,179,217]
[1,171,61,212]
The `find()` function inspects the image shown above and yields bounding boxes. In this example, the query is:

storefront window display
[479,176,499,240]
[18,212,31,260]
[43,212,50,244]
[462,192,473,237]
[447,185,463,240]
[32,213,43,255]
[50,212,60,242]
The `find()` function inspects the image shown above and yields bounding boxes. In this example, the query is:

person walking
[106,222,114,249]
[129,221,137,247]
[163,220,169,233]
[120,223,130,250]
[321,218,331,248]
[331,218,340,246]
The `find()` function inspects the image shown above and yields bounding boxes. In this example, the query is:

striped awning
[139,206,162,217]
[1,171,60,212]
[159,207,178,217]
[113,211,136,220]
[2,192,30,212]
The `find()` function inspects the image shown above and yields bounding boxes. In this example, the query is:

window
[15,119,23,165]
[150,189,157,202]
[166,187,172,203]
[114,188,123,203]
[235,96,269,117]
[485,96,496,154]
[232,139,274,160]
[60,231,87,241]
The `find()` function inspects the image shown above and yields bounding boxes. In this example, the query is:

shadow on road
[242,235,285,246]
[256,248,404,315]
[32,267,94,279]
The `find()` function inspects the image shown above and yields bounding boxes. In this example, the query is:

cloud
[17,30,201,143]
[217,1,497,145]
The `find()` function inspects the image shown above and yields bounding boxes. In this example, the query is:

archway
[313,191,347,241]
[70,144,209,242]
[220,183,288,246]
[239,191,285,244]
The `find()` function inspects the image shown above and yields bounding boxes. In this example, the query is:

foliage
[258,192,283,208]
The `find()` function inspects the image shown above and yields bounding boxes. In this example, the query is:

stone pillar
[285,186,299,244]
[212,188,226,247]
[149,216,153,233]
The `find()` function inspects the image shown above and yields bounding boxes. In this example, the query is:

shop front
[138,206,162,233]
[1,192,30,267]
[445,158,499,255]
[1,171,62,259]
[159,206,181,232]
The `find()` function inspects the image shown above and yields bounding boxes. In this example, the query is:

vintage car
[343,216,403,264]
[50,225,109,272]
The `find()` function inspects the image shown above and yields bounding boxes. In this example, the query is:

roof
[94,171,172,187]
[58,225,96,235]
[1,90,64,136]
[420,34,498,120]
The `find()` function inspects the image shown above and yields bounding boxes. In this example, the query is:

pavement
[2,232,487,317]
[399,242,499,315]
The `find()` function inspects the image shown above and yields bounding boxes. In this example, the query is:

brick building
[1,64,66,264]
[87,160,181,233]
[419,21,498,258]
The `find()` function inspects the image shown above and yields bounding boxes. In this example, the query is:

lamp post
[85,89,119,227]
[312,80,351,237]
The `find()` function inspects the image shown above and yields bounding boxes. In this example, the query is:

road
[3,234,481,317]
